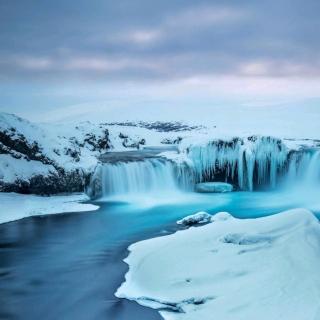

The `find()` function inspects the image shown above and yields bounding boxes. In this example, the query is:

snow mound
[177,211,212,226]
[116,208,320,320]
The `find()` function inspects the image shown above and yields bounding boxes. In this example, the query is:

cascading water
[305,150,320,185]
[102,159,177,197]
[91,158,191,201]
[285,149,320,188]
[87,137,320,200]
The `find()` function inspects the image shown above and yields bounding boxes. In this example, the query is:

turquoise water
[0,190,319,319]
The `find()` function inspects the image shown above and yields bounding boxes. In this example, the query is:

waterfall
[96,158,187,200]
[187,137,288,191]
[285,150,320,188]
[304,150,320,185]
[87,137,320,200]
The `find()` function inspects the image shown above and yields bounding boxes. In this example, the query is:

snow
[177,211,212,226]
[116,208,320,320]
[0,193,99,224]
[0,155,56,183]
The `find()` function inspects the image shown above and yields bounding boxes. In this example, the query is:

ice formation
[195,182,233,193]
[186,137,289,191]
[186,137,320,191]
[177,211,212,226]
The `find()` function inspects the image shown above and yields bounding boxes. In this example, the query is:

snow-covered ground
[116,209,320,320]
[0,193,99,224]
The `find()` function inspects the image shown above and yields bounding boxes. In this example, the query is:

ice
[177,211,212,226]
[195,182,233,193]
[186,137,289,191]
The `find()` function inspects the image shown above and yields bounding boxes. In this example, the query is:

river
[1,190,319,319]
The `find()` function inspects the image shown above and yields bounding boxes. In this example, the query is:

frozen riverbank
[116,208,320,320]
[0,193,99,224]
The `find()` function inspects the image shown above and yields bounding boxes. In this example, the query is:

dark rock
[0,170,87,195]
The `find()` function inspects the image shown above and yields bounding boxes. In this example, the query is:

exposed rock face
[161,137,182,145]
[0,170,87,195]
[85,166,103,200]
[107,121,202,132]
[0,129,54,165]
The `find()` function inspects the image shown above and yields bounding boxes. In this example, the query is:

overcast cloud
[0,0,320,120]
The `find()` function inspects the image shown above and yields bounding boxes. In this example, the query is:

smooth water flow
[305,150,320,186]
[101,159,181,200]
[285,149,320,188]
[90,140,320,202]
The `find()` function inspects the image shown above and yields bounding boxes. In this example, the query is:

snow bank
[116,209,320,320]
[0,193,99,224]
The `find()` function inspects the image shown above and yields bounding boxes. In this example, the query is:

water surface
[1,190,319,319]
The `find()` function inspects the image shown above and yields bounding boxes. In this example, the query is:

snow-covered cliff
[0,113,191,194]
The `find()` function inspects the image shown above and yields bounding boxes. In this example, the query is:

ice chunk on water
[177,211,212,226]
[195,182,233,193]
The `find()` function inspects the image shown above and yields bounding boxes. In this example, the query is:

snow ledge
[0,192,99,224]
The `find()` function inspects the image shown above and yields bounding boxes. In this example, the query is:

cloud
[126,29,162,44]
[1,0,320,117]
[164,5,248,28]
[1,0,320,82]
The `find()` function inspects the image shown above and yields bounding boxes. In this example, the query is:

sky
[0,0,320,122]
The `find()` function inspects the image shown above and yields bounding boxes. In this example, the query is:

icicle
[186,136,290,191]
